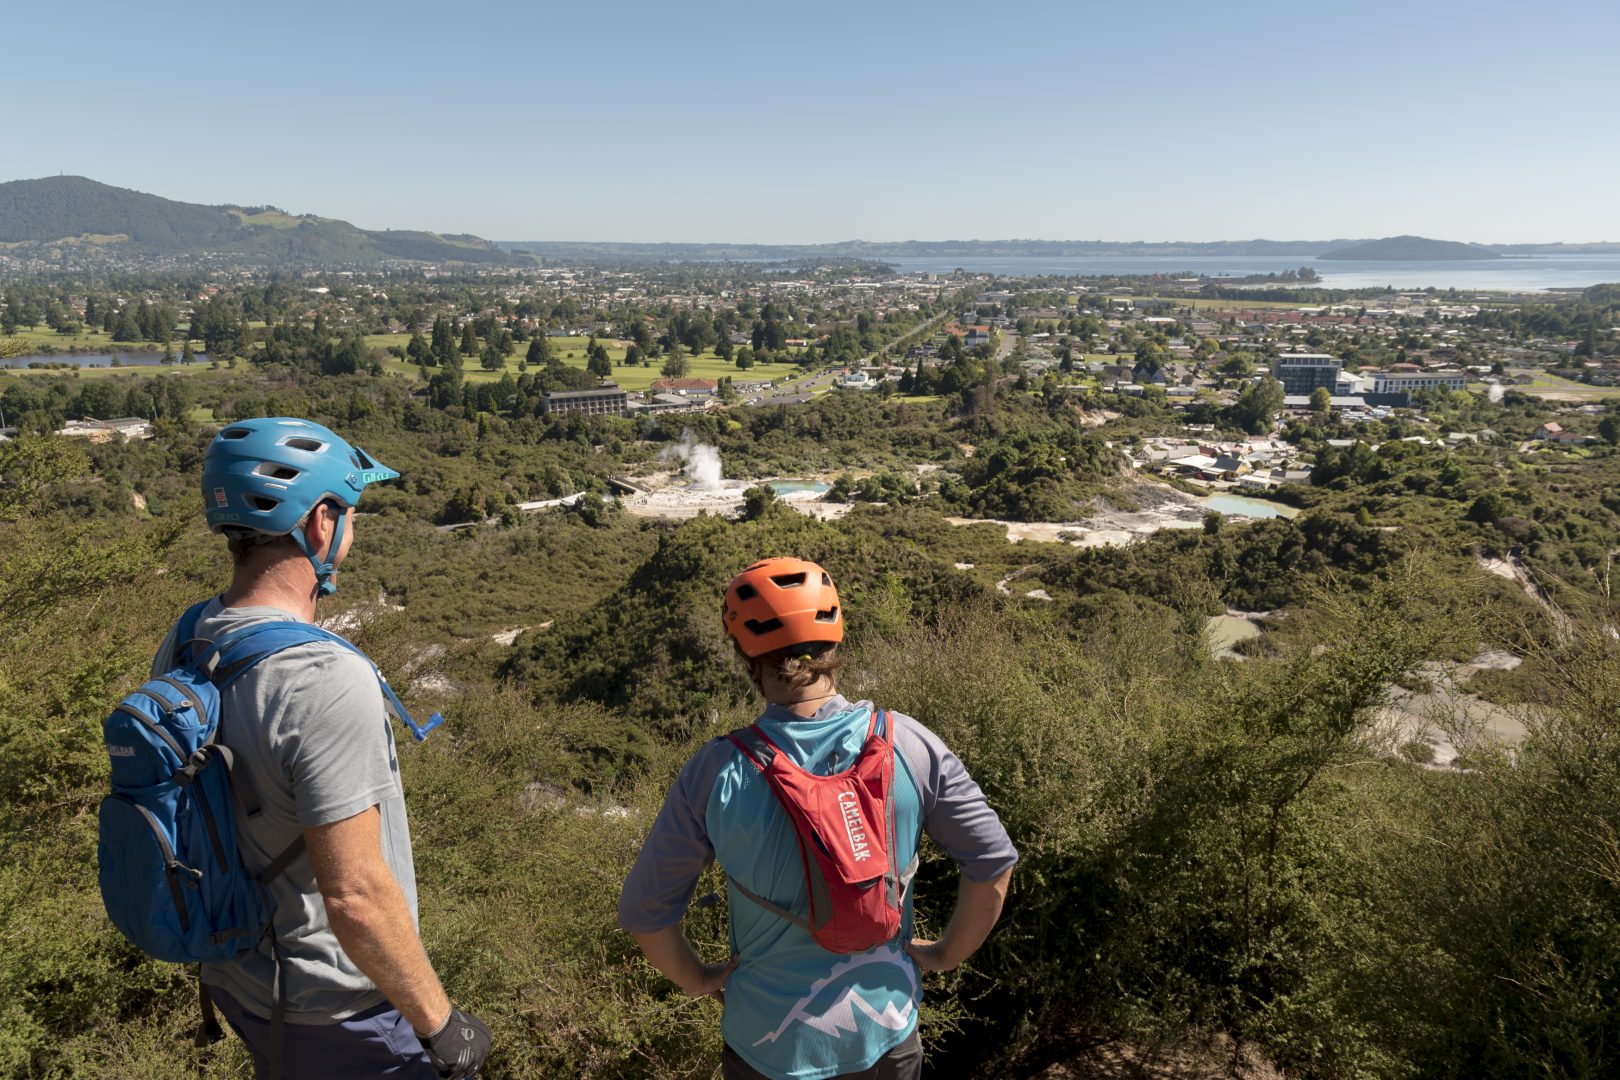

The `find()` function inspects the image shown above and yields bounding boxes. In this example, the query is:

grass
[227,209,309,230]
[2,326,165,353]
[1513,372,1620,400]
[363,335,808,390]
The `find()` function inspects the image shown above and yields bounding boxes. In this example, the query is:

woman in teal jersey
[619,558,1017,1080]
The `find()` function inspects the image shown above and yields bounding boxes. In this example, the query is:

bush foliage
[4,394,1620,1077]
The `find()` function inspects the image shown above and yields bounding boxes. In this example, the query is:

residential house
[56,417,154,442]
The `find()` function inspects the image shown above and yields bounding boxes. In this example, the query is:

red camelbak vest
[726,709,912,955]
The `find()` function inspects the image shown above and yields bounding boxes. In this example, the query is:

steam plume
[661,431,724,490]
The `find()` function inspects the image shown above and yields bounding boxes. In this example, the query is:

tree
[460,323,478,356]
[1310,386,1332,415]
[406,329,430,364]
[480,338,506,371]
[741,484,777,521]
[1466,491,1508,524]
[1227,376,1285,435]
[112,309,140,343]
[735,346,755,370]
[1577,325,1598,358]
[587,338,613,379]
[662,345,689,378]
[1597,413,1619,446]
[526,334,551,366]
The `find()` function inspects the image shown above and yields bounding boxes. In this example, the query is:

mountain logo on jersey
[752,944,917,1047]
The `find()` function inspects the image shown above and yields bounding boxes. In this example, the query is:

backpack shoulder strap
[727,724,779,771]
[726,873,813,931]
[207,622,445,742]
[205,622,329,685]
[172,599,215,668]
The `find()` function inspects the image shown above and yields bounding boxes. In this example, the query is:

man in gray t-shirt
[173,417,491,1080]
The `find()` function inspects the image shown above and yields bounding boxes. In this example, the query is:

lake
[884,254,1620,292]
[0,352,180,369]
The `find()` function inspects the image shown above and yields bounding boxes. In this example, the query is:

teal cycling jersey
[710,700,921,1079]
[620,695,1017,1080]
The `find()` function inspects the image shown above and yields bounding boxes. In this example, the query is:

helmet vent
[744,617,784,636]
[770,572,807,589]
[254,463,300,481]
[282,436,325,453]
[816,607,839,624]
[734,583,758,601]
[221,427,251,440]
[821,573,832,587]
[246,495,281,512]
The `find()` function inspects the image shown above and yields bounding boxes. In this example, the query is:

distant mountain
[0,176,519,268]
[1318,235,1501,261]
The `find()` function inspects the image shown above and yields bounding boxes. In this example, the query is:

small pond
[769,480,831,495]
[1197,493,1299,520]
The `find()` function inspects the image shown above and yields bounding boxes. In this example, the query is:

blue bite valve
[409,711,445,742]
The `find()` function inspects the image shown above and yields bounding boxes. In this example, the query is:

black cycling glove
[419,1006,492,1079]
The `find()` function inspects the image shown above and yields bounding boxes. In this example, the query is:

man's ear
[306,500,340,550]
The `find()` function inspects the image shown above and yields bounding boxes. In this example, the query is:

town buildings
[539,383,629,417]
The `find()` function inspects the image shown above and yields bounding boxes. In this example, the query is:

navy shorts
[210,984,445,1079]
[721,1030,923,1080]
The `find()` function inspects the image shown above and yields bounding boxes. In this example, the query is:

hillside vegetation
[0,177,518,267]
[2,333,1620,1076]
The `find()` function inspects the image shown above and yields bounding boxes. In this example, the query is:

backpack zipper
[113,703,186,761]
[109,794,197,934]
[151,676,208,722]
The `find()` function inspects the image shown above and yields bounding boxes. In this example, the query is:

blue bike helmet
[202,417,398,595]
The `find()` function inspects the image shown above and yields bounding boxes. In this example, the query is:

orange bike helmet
[723,557,844,658]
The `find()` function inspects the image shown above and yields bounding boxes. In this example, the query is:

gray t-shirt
[151,599,417,1023]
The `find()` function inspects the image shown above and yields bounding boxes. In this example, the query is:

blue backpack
[97,600,443,1051]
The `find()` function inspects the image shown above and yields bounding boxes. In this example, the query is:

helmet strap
[291,503,346,597]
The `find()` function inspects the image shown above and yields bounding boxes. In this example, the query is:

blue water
[769,480,831,495]
[1200,493,1298,519]
[885,254,1620,292]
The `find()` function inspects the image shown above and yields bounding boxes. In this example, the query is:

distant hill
[1318,235,1501,261]
[0,176,520,268]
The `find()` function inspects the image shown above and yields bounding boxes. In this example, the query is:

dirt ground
[1028,1034,1283,1079]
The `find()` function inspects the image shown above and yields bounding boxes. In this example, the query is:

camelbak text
[838,791,871,861]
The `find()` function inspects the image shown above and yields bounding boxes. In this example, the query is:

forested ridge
[0,177,516,267]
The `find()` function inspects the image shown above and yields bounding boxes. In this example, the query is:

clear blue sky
[10,0,1619,243]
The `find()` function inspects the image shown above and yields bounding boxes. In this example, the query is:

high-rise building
[539,382,629,417]
[1272,354,1342,395]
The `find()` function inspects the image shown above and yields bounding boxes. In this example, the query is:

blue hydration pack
[98,599,443,966]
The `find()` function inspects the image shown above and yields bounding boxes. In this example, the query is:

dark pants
[722,1030,923,1080]
[210,984,445,1079]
